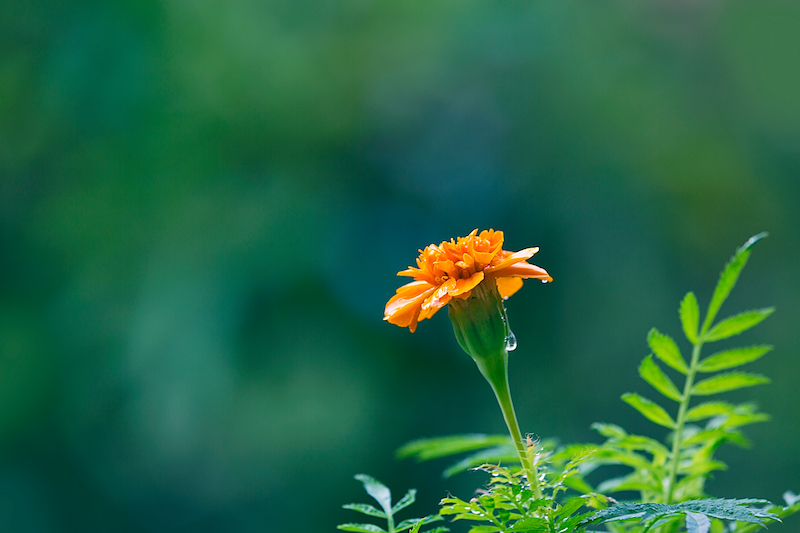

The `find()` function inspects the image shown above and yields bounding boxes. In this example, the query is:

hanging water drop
[506,330,517,352]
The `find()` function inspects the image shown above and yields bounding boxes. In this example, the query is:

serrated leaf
[337,523,387,533]
[685,512,711,533]
[639,355,683,401]
[648,329,688,374]
[343,503,387,519]
[702,233,767,334]
[621,393,676,429]
[508,516,549,532]
[396,515,443,532]
[396,434,510,461]
[680,292,700,344]
[705,308,774,342]
[612,434,671,457]
[583,498,777,528]
[692,373,770,396]
[555,496,586,518]
[685,402,735,421]
[391,489,416,515]
[354,474,392,515]
[698,345,773,372]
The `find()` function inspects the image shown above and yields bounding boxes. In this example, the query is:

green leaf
[391,489,416,515]
[508,516,549,532]
[621,393,676,429]
[441,445,518,478]
[639,355,683,401]
[698,345,773,372]
[396,515,443,532]
[704,308,774,342]
[583,498,777,528]
[342,503,387,519]
[685,402,735,422]
[354,474,392,515]
[396,434,510,461]
[463,527,500,533]
[591,423,627,439]
[555,496,586,518]
[680,292,700,344]
[685,512,711,533]
[648,329,688,374]
[692,373,770,396]
[337,523,387,533]
[702,233,767,334]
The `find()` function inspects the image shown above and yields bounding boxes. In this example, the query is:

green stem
[665,338,704,504]
[491,371,543,500]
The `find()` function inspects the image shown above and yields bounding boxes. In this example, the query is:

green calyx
[447,278,511,389]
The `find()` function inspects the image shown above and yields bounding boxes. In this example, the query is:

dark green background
[2,0,798,531]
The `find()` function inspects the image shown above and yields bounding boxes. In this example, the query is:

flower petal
[485,247,539,273]
[495,276,524,299]
[384,281,437,329]
[489,261,552,281]
[421,278,457,311]
[450,271,484,297]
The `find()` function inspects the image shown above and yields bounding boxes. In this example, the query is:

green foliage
[566,234,798,530]
[339,474,447,533]
[583,499,777,531]
[397,434,518,478]
[439,463,599,533]
[397,435,514,464]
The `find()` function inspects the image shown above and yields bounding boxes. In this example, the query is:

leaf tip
[739,232,769,253]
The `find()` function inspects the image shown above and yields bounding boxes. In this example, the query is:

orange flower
[384,229,552,332]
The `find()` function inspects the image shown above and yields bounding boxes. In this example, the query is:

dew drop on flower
[506,330,517,352]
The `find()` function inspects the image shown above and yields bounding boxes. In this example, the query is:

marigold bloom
[384,229,552,332]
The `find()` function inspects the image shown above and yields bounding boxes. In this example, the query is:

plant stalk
[665,338,704,504]
[491,371,543,500]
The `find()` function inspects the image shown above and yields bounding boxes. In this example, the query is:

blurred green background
[2,0,799,531]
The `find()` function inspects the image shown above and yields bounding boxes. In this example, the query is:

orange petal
[421,278,456,311]
[489,262,552,281]
[496,276,524,299]
[384,282,437,328]
[450,271,484,296]
[418,295,449,321]
[485,247,538,273]
[397,267,420,277]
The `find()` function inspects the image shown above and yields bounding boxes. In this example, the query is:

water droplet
[541,279,549,284]
[505,330,517,352]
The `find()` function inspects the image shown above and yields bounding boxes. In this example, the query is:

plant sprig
[338,474,448,533]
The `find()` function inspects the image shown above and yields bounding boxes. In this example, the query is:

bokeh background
[2,0,799,531]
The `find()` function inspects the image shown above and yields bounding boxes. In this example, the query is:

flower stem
[665,338,704,504]
[490,369,543,500]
